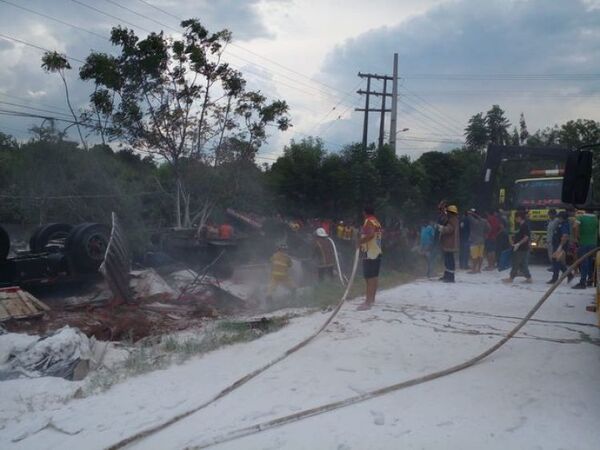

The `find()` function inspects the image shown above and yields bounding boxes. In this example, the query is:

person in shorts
[356,206,382,311]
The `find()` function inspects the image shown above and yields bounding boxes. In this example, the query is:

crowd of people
[419,201,599,288]
[266,202,598,312]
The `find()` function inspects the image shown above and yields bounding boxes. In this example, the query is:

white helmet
[315,227,328,237]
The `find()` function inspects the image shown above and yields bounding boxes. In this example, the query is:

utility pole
[389,53,399,152]
[378,78,387,149]
[356,72,392,150]
[361,75,371,150]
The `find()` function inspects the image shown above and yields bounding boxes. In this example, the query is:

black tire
[66,223,110,273]
[29,223,73,253]
[0,225,9,261]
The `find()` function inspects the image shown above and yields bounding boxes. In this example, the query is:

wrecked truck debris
[0,287,50,321]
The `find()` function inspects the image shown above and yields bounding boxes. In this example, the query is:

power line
[397,136,463,145]
[0,32,85,63]
[0,0,107,40]
[399,98,464,137]
[69,0,357,111]
[0,100,73,119]
[401,73,600,80]
[70,0,153,34]
[0,92,71,114]
[400,86,464,131]
[134,0,351,98]
[0,191,165,200]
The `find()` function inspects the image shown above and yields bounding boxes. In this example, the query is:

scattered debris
[99,213,132,304]
[0,287,50,321]
[129,269,178,302]
[0,326,96,381]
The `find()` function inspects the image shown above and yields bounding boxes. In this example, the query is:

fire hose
[187,247,600,449]
[106,249,361,450]
[328,236,348,286]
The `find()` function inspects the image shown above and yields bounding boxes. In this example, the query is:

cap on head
[446,205,458,214]
[315,227,328,237]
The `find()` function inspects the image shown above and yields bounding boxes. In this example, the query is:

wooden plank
[22,291,50,311]
[0,288,47,320]
[26,293,51,312]
[0,302,10,321]
[16,291,39,315]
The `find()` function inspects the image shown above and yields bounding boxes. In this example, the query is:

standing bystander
[503,211,532,283]
[438,204,459,283]
[356,206,383,311]
[572,211,598,289]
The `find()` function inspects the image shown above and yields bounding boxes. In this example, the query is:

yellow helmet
[446,205,458,214]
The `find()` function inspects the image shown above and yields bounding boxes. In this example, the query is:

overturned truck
[0,223,110,288]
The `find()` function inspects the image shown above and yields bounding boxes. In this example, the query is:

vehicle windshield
[514,179,563,208]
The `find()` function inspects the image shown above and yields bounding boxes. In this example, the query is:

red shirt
[486,215,501,240]
[219,224,233,239]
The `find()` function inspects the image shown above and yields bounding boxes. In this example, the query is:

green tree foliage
[0,126,160,248]
[267,138,483,224]
[464,112,488,151]
[485,105,511,145]
[71,19,289,228]
[519,113,529,145]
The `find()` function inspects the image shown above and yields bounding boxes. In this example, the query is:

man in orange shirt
[356,206,382,311]
[219,221,234,239]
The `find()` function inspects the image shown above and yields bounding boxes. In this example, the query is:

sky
[0,0,599,161]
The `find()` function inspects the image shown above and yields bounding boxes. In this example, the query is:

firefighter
[343,223,353,241]
[266,243,296,300]
[438,204,459,283]
[336,221,345,240]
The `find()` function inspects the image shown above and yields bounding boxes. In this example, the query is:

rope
[190,247,600,449]
[105,249,361,450]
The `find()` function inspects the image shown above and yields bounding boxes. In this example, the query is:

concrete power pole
[389,53,398,152]
[356,72,392,150]
[361,75,371,150]
[378,78,387,149]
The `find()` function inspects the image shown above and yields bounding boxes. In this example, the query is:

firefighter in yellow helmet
[438,203,459,283]
[266,243,296,300]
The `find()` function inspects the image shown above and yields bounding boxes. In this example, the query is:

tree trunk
[175,181,182,228]
[215,96,232,167]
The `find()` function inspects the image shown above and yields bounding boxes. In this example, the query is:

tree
[464,113,488,151]
[519,113,529,145]
[75,20,289,228]
[511,126,520,146]
[41,51,88,150]
[485,105,511,145]
[267,137,327,217]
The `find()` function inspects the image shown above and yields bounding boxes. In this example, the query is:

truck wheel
[66,223,110,273]
[0,225,9,261]
[29,223,73,253]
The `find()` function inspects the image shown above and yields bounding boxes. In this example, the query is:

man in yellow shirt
[266,243,296,300]
[356,206,382,311]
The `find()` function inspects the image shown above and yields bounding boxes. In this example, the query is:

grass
[276,265,425,311]
[84,316,290,396]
